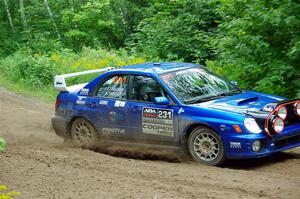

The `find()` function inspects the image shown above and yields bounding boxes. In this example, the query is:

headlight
[295,102,300,116]
[273,117,284,134]
[277,106,287,120]
[244,118,262,134]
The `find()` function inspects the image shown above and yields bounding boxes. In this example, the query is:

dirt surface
[0,87,299,199]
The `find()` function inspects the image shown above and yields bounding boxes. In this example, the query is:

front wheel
[188,127,225,166]
[70,118,98,148]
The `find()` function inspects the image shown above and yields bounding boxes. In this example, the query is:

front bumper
[224,123,300,159]
[51,115,69,138]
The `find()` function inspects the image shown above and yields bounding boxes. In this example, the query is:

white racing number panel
[142,107,174,137]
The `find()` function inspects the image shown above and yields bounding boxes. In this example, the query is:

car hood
[193,91,285,114]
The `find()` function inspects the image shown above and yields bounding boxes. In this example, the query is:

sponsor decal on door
[142,107,174,137]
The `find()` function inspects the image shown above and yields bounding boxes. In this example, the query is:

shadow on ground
[222,151,300,169]
[92,144,300,169]
[92,145,185,163]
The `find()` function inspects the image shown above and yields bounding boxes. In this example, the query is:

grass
[0,48,147,103]
[0,75,57,103]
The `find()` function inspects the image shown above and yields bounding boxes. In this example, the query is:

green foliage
[0,48,145,95]
[127,0,219,63]
[0,51,60,88]
[0,0,299,98]
[0,138,5,151]
[209,0,300,98]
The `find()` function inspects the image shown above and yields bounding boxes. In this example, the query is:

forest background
[0,0,299,100]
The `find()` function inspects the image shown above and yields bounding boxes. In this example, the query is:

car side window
[96,75,128,99]
[129,75,167,102]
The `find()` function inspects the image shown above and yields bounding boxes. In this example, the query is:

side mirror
[230,81,238,86]
[154,96,170,105]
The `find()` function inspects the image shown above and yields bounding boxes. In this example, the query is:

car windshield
[160,67,242,104]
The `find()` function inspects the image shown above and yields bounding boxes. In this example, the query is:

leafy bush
[0,51,60,88]
[0,48,146,90]
[127,0,219,63]
[209,0,300,98]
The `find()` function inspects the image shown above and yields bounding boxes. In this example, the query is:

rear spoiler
[54,67,114,92]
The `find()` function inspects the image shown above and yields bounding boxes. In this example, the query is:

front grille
[275,133,300,149]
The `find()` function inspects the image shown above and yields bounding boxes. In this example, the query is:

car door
[84,74,130,140]
[126,75,179,146]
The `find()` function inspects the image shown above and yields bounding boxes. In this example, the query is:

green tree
[209,0,300,98]
[127,0,219,63]
[62,0,147,50]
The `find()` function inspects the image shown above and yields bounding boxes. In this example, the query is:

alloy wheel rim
[193,132,219,161]
[73,121,93,145]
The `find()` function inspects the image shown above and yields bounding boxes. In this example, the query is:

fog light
[295,102,300,116]
[252,140,261,152]
[277,106,287,120]
[273,117,284,134]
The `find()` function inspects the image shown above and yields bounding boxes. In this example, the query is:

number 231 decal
[157,110,172,120]
[143,108,173,120]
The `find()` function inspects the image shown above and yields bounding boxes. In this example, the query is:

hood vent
[237,97,259,106]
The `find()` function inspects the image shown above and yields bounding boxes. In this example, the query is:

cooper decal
[142,107,174,136]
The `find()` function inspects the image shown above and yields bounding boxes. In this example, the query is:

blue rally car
[52,62,300,165]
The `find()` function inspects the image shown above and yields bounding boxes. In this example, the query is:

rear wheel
[70,118,98,148]
[188,127,225,166]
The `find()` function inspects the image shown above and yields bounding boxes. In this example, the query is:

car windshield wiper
[184,89,243,104]
[217,89,243,97]
[185,95,225,104]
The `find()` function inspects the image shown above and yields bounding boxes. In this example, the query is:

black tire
[188,127,225,166]
[70,118,98,148]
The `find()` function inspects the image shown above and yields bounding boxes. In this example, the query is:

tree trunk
[19,0,28,30]
[3,0,14,32]
[43,0,61,39]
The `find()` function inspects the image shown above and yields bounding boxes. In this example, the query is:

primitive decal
[142,107,174,136]
[103,128,125,135]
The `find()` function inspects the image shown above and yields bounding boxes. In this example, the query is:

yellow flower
[0,185,7,191]
[50,54,60,61]
[98,59,109,67]
[128,57,146,65]
[0,185,21,199]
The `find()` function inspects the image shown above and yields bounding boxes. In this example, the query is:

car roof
[113,62,201,75]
